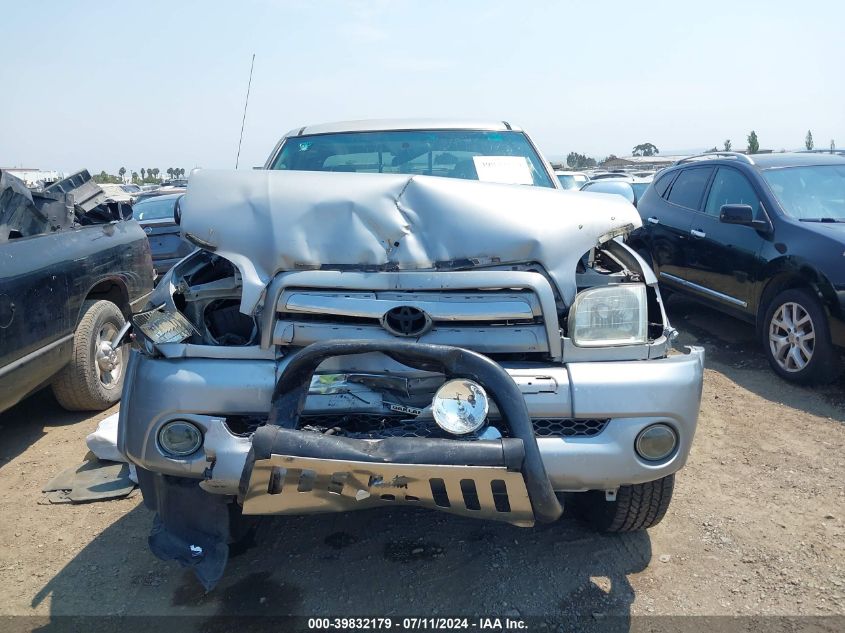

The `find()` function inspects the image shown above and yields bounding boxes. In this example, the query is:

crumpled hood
[181,169,642,312]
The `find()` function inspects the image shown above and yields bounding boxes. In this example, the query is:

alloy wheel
[94,323,123,387]
[768,301,815,373]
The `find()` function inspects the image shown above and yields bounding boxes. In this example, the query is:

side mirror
[174,196,182,225]
[720,203,773,236]
[719,204,753,225]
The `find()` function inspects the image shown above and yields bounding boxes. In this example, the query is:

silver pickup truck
[118,120,704,589]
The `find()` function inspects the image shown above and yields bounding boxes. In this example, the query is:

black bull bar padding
[239,340,563,523]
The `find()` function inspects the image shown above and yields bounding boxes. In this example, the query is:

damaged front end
[119,170,703,590]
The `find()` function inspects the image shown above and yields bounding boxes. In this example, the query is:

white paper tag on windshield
[472,156,534,185]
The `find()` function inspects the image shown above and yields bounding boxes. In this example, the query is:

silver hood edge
[180,169,643,313]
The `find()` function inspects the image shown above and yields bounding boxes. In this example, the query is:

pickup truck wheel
[52,300,127,411]
[762,288,839,384]
[575,475,674,532]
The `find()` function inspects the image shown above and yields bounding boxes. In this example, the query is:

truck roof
[282,118,523,138]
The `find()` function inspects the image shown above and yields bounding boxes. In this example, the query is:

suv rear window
[667,167,713,210]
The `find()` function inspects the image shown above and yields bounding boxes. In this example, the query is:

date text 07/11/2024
[307,617,528,630]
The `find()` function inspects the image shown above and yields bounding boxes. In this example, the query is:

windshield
[270,130,555,188]
[762,165,845,221]
[134,196,177,221]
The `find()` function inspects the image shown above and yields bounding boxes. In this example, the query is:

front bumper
[118,343,705,497]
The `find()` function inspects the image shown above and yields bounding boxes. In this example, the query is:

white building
[0,168,63,188]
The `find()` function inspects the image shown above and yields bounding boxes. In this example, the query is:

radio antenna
[235,53,256,169]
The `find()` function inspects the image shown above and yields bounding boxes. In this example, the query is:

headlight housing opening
[568,283,648,347]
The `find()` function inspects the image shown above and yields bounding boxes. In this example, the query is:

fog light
[158,420,203,456]
[432,379,489,435]
[635,424,677,461]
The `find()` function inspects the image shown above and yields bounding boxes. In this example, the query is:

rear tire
[575,475,675,532]
[762,288,839,384]
[52,300,127,411]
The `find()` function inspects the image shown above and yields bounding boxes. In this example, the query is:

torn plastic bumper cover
[145,341,562,590]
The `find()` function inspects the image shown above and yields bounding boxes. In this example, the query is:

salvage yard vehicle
[133,193,193,279]
[0,170,153,413]
[554,170,589,190]
[98,182,138,204]
[580,175,653,207]
[118,120,704,590]
[629,151,845,384]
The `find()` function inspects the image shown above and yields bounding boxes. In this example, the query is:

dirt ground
[0,297,843,631]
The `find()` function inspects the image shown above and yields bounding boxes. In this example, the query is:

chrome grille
[273,287,551,355]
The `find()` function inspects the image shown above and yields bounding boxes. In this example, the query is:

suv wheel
[763,288,839,384]
[574,475,674,532]
[52,300,127,411]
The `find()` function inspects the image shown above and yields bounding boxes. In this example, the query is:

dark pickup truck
[0,169,153,413]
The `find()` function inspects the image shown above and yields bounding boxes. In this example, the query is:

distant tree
[118,167,126,181]
[632,142,659,157]
[131,171,139,183]
[178,168,186,178]
[566,152,597,169]
[707,146,719,153]
[140,168,146,180]
[805,130,814,151]
[152,168,160,181]
[604,154,618,162]
[166,168,174,180]
[724,139,732,151]
[747,131,759,154]
[93,170,120,184]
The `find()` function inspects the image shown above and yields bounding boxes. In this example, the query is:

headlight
[158,420,203,456]
[568,283,648,347]
[432,379,489,435]
[133,304,197,344]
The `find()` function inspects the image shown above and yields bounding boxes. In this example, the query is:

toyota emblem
[381,306,432,337]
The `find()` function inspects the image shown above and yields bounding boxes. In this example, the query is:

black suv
[629,152,845,384]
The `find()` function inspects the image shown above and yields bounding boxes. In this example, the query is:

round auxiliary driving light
[635,424,677,462]
[432,379,489,435]
[158,420,203,457]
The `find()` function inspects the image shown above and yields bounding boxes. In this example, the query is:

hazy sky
[1,0,842,173]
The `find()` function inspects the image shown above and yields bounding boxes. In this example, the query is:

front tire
[52,300,127,411]
[762,288,839,384]
[575,475,675,532]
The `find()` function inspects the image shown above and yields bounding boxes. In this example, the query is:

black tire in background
[573,475,675,532]
[52,300,127,411]
[762,288,840,385]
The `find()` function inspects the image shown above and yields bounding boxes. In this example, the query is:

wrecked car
[119,165,704,589]
[0,169,153,413]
